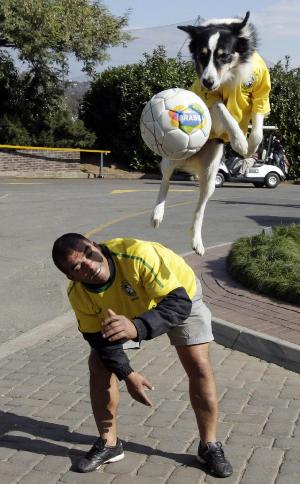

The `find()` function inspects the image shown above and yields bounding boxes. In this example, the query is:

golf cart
[215,126,286,188]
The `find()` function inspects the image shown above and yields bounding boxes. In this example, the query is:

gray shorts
[167,279,214,346]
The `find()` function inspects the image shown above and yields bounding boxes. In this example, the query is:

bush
[227,225,300,305]
[80,46,195,171]
[0,115,31,145]
[268,58,300,179]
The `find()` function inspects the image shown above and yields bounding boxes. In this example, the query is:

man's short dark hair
[52,233,90,273]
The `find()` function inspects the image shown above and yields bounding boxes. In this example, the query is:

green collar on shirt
[83,245,115,293]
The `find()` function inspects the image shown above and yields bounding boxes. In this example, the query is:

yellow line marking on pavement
[111,189,194,194]
[85,200,194,238]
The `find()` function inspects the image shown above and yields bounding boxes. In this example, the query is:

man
[237,152,259,177]
[52,233,233,477]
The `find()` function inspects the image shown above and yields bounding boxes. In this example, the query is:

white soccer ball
[140,88,211,160]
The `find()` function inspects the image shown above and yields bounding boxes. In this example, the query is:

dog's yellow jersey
[190,52,271,142]
[67,238,196,334]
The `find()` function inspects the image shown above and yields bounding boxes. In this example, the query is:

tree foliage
[268,58,300,178]
[0,0,130,147]
[0,0,131,76]
[80,46,195,170]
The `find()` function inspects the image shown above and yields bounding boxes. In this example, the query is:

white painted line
[0,193,8,199]
[181,242,232,257]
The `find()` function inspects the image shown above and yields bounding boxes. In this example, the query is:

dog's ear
[177,25,200,37]
[234,11,257,55]
[231,11,250,34]
[240,11,250,29]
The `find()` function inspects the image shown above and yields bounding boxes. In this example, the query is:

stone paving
[1,324,300,484]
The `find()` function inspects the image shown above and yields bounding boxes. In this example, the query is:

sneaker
[74,437,124,473]
[197,441,233,478]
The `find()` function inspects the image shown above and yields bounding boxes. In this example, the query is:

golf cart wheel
[215,172,225,188]
[265,172,280,188]
[253,182,265,188]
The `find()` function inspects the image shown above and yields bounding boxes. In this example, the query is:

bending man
[52,233,232,477]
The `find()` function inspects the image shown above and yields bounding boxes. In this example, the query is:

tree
[80,46,195,170]
[0,0,131,147]
[268,58,300,178]
[0,0,131,76]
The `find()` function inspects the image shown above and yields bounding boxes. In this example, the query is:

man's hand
[125,372,154,406]
[102,309,138,342]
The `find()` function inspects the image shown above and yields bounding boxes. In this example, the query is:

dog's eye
[198,51,208,60]
[218,52,232,62]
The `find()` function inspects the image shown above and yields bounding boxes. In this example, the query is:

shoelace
[210,442,227,463]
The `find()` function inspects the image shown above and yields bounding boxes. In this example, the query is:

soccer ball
[140,88,211,160]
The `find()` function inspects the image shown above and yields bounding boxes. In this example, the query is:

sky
[70,0,300,80]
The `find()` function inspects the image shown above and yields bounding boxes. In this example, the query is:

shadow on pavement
[0,411,208,472]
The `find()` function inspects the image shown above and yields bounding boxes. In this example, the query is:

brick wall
[0,148,85,177]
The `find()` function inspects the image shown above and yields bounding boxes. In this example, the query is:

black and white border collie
[151,12,271,255]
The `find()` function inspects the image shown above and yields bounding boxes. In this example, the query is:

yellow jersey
[68,238,196,334]
[190,52,271,142]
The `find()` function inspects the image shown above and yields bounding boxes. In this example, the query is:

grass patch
[227,225,300,305]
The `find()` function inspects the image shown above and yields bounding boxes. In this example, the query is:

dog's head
[178,12,257,91]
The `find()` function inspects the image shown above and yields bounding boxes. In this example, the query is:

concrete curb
[212,317,300,373]
[0,311,74,361]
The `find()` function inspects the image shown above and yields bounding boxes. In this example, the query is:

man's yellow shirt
[68,238,197,333]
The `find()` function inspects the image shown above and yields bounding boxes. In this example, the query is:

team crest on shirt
[121,280,137,297]
[242,74,255,90]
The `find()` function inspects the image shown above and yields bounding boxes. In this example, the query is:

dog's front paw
[192,236,205,256]
[230,132,248,157]
[150,204,165,228]
[247,131,263,157]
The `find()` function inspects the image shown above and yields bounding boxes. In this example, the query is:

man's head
[52,233,110,284]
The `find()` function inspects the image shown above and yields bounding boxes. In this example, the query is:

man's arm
[133,286,192,341]
[83,331,154,406]
[82,331,133,380]
[101,286,192,343]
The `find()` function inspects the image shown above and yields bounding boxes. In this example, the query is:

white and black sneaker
[197,441,233,478]
[74,437,124,473]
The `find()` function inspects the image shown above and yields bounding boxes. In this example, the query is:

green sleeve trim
[110,251,164,288]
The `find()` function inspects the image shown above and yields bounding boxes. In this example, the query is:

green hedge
[227,225,300,305]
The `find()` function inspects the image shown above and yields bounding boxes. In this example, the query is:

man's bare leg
[175,343,233,477]
[74,350,124,473]
[89,349,119,445]
[175,343,218,443]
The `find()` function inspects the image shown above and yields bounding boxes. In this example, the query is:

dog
[151,12,271,255]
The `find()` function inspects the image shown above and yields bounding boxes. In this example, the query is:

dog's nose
[202,78,214,90]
